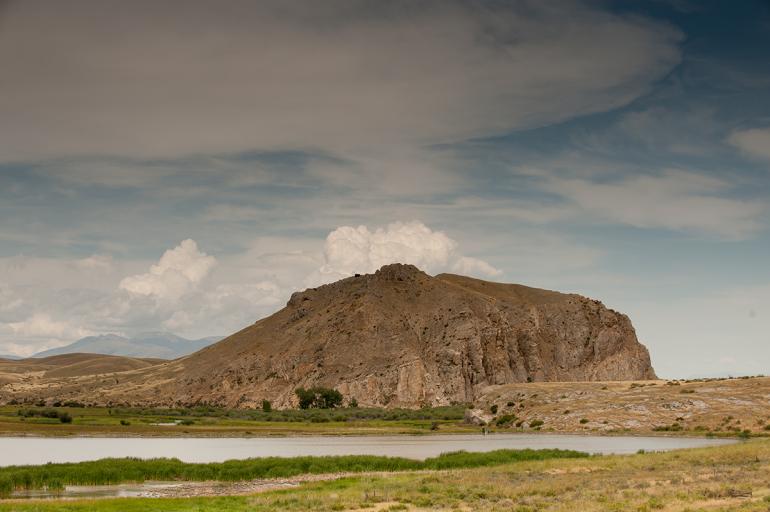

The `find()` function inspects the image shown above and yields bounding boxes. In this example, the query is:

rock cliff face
[158,264,655,408]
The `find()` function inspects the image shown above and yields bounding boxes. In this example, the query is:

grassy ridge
[0,449,587,495]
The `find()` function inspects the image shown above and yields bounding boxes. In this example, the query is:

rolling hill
[32,332,222,360]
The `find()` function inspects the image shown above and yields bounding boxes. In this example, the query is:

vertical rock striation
[163,264,656,408]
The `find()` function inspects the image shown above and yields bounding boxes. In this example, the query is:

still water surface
[0,433,734,467]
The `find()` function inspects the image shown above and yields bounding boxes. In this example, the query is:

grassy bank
[0,405,477,437]
[0,449,586,496]
[1,440,769,511]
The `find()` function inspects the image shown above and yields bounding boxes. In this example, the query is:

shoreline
[0,427,756,439]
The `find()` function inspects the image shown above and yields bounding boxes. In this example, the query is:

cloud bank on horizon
[1,0,769,377]
[0,222,496,356]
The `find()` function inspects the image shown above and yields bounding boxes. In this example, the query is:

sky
[0,0,769,378]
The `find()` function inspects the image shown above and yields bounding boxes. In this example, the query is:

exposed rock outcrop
[159,264,655,407]
[0,264,656,408]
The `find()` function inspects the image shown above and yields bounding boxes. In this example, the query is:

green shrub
[490,404,498,414]
[261,400,272,413]
[579,418,589,424]
[295,387,344,409]
[652,423,682,432]
[529,419,544,428]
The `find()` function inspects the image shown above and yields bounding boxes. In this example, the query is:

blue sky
[0,0,769,377]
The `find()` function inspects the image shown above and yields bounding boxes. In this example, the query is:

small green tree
[261,399,272,413]
[348,397,359,408]
[317,388,343,409]
[294,387,344,409]
[295,388,316,409]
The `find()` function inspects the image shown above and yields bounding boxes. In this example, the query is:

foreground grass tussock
[0,449,586,495]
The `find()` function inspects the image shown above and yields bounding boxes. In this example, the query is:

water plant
[0,449,587,496]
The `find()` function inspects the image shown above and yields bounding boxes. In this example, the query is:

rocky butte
[0,264,656,408]
[142,263,656,407]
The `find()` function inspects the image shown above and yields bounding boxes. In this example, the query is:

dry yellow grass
[477,376,770,435]
[3,440,770,511]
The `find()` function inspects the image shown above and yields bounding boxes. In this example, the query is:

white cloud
[2,314,95,356]
[119,239,216,300]
[0,223,503,355]
[545,169,765,238]
[7,313,91,340]
[0,1,681,161]
[451,257,503,277]
[316,221,500,282]
[76,254,113,271]
[728,127,770,161]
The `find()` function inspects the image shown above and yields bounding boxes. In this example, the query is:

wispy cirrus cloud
[728,127,770,161]
[0,0,681,162]
[544,169,765,239]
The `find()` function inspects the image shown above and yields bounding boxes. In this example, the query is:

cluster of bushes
[16,409,72,423]
[9,399,86,408]
[652,422,683,432]
[52,401,86,408]
[104,404,468,423]
[295,387,344,409]
[0,448,588,496]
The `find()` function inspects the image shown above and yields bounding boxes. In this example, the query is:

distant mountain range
[31,332,222,360]
[0,354,22,360]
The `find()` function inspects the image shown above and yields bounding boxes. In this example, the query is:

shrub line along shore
[0,449,588,496]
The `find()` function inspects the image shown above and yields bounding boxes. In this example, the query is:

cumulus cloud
[7,314,92,340]
[728,127,770,161]
[0,223,502,355]
[0,0,681,161]
[119,239,216,300]
[452,257,503,278]
[2,314,94,356]
[316,221,500,282]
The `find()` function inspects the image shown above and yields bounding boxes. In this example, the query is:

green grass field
[0,405,478,437]
[1,440,769,511]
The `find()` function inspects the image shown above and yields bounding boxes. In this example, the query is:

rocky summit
[159,264,656,408]
[0,264,656,408]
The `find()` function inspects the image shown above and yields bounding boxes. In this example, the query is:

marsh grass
[3,441,770,512]
[0,449,586,496]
